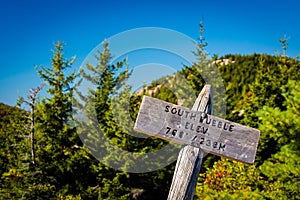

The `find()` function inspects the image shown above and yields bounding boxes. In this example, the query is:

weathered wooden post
[134,85,260,200]
[167,85,212,200]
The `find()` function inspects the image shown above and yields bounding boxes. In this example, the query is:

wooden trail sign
[134,96,260,164]
[134,85,260,200]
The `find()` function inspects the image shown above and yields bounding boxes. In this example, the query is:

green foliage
[196,159,268,199]
[261,145,300,199]
[0,103,27,174]
[258,80,300,199]
[0,103,30,199]
[195,65,300,199]
[257,80,299,146]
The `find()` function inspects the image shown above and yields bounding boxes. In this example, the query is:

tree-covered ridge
[218,53,300,111]
[0,102,28,182]
[0,102,26,125]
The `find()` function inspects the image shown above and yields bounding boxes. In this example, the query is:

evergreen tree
[78,40,177,199]
[77,40,132,199]
[18,41,98,199]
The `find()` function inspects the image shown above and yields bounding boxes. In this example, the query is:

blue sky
[0,0,299,106]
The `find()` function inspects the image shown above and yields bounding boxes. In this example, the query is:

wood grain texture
[167,85,213,200]
[134,92,260,164]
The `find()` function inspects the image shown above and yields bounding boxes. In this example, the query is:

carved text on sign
[134,96,260,164]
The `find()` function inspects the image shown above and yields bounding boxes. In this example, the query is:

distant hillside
[137,53,300,117]
[0,102,27,128]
